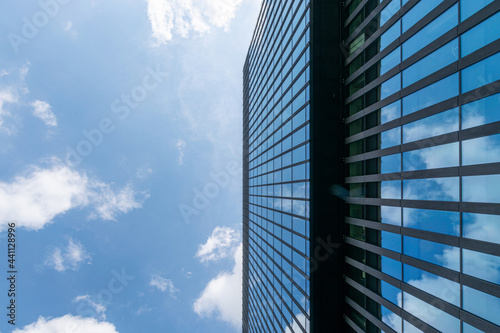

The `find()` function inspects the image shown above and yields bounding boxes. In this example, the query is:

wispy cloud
[30,100,57,127]
[176,139,186,166]
[150,274,179,297]
[195,226,240,263]
[136,164,153,181]
[146,0,243,45]
[193,243,242,328]
[12,314,117,333]
[45,238,91,272]
[73,295,107,320]
[0,158,148,231]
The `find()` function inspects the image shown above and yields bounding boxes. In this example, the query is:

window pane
[403,142,459,171]
[463,323,484,333]
[402,73,459,116]
[461,11,500,56]
[403,108,459,143]
[381,154,401,174]
[381,206,401,225]
[404,208,460,235]
[381,230,401,252]
[463,213,500,245]
[403,292,460,332]
[404,178,460,201]
[462,134,500,165]
[462,51,500,93]
[380,127,401,149]
[403,236,459,270]
[463,175,500,203]
[403,39,459,88]
[403,264,460,306]
[462,93,500,129]
[402,5,458,60]
[463,286,500,326]
[382,180,401,199]
[463,249,500,285]
[461,0,494,21]
[402,0,444,33]
[380,21,401,52]
[380,47,401,76]
[380,73,401,100]
[380,100,401,124]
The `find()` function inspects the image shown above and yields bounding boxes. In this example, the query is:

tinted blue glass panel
[403,264,460,306]
[381,281,400,305]
[462,11,500,56]
[381,154,401,174]
[382,306,401,331]
[380,47,401,76]
[403,236,460,270]
[463,286,500,326]
[380,101,401,124]
[403,39,459,88]
[381,74,401,100]
[403,292,460,332]
[403,108,459,143]
[403,142,459,171]
[402,0,444,33]
[381,255,402,279]
[463,175,500,203]
[381,206,401,225]
[403,208,460,235]
[402,73,459,116]
[382,180,401,199]
[462,52,500,93]
[463,249,500,285]
[462,93,500,129]
[462,134,500,165]
[380,0,401,27]
[461,0,494,21]
[463,323,484,333]
[381,230,401,252]
[403,178,460,201]
[381,127,401,149]
[380,22,401,52]
[463,213,500,245]
[403,5,458,60]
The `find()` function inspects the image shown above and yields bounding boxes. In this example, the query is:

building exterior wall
[243,0,500,332]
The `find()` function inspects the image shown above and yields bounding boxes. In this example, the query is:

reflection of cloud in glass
[463,175,500,203]
[403,178,459,201]
[462,134,500,165]
[403,108,458,143]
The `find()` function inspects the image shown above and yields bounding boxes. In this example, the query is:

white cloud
[193,243,242,328]
[0,89,19,134]
[176,139,186,166]
[195,226,240,263]
[63,21,73,31]
[12,314,118,333]
[284,313,309,333]
[146,0,243,45]
[45,238,91,272]
[0,159,147,231]
[136,165,153,180]
[30,100,57,127]
[150,275,179,297]
[73,295,107,320]
[134,305,153,316]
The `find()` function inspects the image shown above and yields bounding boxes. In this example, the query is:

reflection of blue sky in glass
[463,213,500,244]
[403,178,459,201]
[463,175,500,203]
[462,134,500,165]
[381,154,401,174]
[461,9,500,56]
[404,236,459,270]
[403,142,459,171]
[403,108,459,143]
[402,0,444,33]
[403,208,459,235]
[380,101,401,124]
[464,286,500,326]
[461,0,494,21]
[462,93,500,129]
[462,51,500,93]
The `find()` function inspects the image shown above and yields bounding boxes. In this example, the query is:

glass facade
[344,0,500,332]
[244,0,500,332]
[243,1,311,332]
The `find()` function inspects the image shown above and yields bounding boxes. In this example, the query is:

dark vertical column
[309,0,345,332]
[242,57,251,333]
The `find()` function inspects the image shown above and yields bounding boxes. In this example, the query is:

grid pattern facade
[343,0,500,332]
[243,0,312,332]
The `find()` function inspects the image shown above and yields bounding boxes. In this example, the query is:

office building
[242,0,500,332]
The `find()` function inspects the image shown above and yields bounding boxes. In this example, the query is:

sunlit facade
[244,0,500,332]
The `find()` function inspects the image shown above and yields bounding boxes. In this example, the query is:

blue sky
[0,0,260,332]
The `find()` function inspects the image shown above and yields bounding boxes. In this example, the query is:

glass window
[381,180,401,199]
[402,292,460,332]
[402,73,459,116]
[403,264,460,306]
[381,255,402,279]
[462,134,500,165]
[463,286,500,326]
[380,153,401,174]
[380,100,401,124]
[462,11,500,56]
[403,142,459,171]
[403,5,458,60]
[402,0,444,33]
[463,323,484,333]
[403,39,459,88]
[380,46,401,76]
[381,281,400,305]
[461,0,494,21]
[403,108,459,143]
[462,51,500,93]
[463,249,500,285]
[381,206,401,225]
[381,230,401,252]
[403,236,460,270]
[403,208,460,235]
[462,93,500,129]
[380,126,401,149]
[463,175,500,203]
[463,213,500,245]
[380,21,401,52]
[403,178,460,201]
